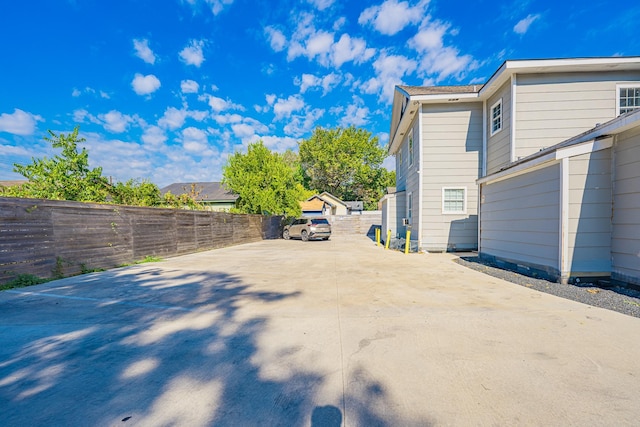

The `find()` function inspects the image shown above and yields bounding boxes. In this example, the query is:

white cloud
[306,0,334,10]
[213,113,243,125]
[131,73,161,96]
[158,107,188,130]
[283,107,324,137]
[359,0,429,35]
[99,110,133,133]
[182,127,211,154]
[205,95,244,112]
[361,52,417,103]
[265,94,276,105]
[259,135,299,152]
[296,72,341,95]
[273,95,305,120]
[179,39,206,67]
[133,38,157,64]
[206,0,234,15]
[181,79,200,94]
[0,109,43,136]
[72,86,110,99]
[265,26,287,52]
[141,125,167,146]
[306,31,334,61]
[332,34,375,67]
[409,20,477,82]
[231,118,269,142]
[514,14,540,35]
[339,96,370,127]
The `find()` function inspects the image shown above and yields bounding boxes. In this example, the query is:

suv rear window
[311,218,329,225]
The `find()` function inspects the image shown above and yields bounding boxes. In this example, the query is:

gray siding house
[386,56,640,285]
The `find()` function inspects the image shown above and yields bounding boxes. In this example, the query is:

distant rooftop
[160,182,237,202]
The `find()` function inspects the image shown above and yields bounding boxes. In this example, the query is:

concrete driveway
[2,235,640,426]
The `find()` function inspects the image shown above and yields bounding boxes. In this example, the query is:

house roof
[389,56,640,155]
[397,85,481,96]
[0,180,27,187]
[318,191,348,207]
[300,198,327,211]
[160,182,237,202]
[345,201,364,211]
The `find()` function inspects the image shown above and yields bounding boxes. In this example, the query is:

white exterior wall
[421,102,482,251]
[480,163,561,273]
[515,71,640,160]
[381,194,397,241]
[486,81,512,174]
[612,126,640,285]
[567,150,612,275]
[403,118,420,239]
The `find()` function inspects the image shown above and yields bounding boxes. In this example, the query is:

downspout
[510,74,517,163]
[559,157,570,284]
[418,104,424,251]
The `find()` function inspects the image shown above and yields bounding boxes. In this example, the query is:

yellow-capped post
[404,229,411,254]
[385,230,391,249]
[375,228,380,246]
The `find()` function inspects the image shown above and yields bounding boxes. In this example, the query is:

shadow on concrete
[0,266,430,426]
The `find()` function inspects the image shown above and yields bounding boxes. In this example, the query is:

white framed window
[442,187,466,214]
[398,148,402,166]
[490,98,503,136]
[408,129,414,166]
[407,192,413,224]
[617,84,640,115]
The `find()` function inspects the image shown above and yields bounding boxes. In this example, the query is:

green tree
[222,141,304,216]
[110,179,162,207]
[298,126,395,210]
[9,126,109,202]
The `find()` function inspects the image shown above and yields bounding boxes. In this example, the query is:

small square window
[618,86,640,115]
[442,187,466,214]
[490,99,502,136]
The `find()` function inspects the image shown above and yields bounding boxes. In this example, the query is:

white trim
[510,74,517,163]
[559,157,569,284]
[555,137,613,159]
[406,191,413,226]
[616,83,640,116]
[441,187,467,215]
[478,152,557,185]
[417,106,424,249]
[482,99,487,177]
[408,128,414,167]
[490,98,503,136]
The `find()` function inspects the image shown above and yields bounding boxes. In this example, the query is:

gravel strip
[454,255,640,319]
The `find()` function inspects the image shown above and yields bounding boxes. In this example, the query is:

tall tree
[222,141,304,216]
[298,126,395,209]
[10,126,110,202]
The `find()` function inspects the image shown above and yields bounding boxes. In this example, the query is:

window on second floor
[408,129,414,166]
[618,85,640,115]
[490,99,503,136]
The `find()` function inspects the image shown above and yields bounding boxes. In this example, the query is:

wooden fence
[0,197,282,284]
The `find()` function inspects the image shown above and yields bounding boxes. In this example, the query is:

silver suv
[283,217,331,241]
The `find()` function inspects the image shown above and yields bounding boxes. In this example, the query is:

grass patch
[0,274,49,291]
[136,255,163,264]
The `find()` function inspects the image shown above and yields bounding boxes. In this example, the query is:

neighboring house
[301,192,365,216]
[300,195,332,216]
[317,192,349,215]
[386,56,640,285]
[160,182,238,211]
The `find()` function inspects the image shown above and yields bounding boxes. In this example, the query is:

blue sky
[1,0,638,187]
